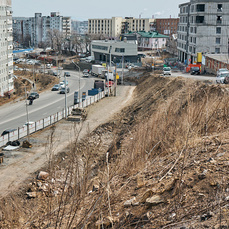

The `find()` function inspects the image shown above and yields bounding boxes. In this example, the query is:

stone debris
[145,195,164,206]
[37,171,49,180]
[124,197,136,207]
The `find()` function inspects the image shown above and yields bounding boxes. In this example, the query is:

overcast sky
[12,0,185,20]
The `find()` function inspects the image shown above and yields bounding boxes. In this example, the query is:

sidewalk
[0,84,135,198]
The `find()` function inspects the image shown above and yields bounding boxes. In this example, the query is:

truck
[101,66,115,80]
[91,65,105,77]
[94,79,105,91]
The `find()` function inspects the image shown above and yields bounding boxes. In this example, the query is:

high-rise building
[177,0,229,64]
[13,12,71,47]
[0,0,13,96]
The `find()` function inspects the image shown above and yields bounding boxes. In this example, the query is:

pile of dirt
[1,73,229,228]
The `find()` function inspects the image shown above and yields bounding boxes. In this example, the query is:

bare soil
[1,72,229,229]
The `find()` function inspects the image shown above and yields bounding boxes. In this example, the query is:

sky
[12,0,185,20]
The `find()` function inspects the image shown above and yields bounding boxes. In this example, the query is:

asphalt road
[0,70,94,133]
[168,71,216,83]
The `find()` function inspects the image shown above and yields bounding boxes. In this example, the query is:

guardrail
[0,91,106,148]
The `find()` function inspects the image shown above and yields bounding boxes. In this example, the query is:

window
[217,4,223,12]
[196,4,205,12]
[216,38,221,44]
[92,45,108,51]
[217,16,222,24]
[115,48,125,53]
[215,48,220,53]
[196,16,204,23]
[216,27,221,34]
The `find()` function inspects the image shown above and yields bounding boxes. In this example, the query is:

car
[59,87,70,94]
[163,67,171,75]
[27,92,39,100]
[64,72,71,77]
[51,84,61,91]
[1,129,17,136]
[217,68,228,76]
[62,80,68,85]
[53,71,58,76]
[216,72,229,84]
[190,67,200,75]
[24,121,35,126]
[83,72,89,78]
[83,69,90,74]
[59,82,65,88]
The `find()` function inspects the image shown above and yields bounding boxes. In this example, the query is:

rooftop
[137,31,169,38]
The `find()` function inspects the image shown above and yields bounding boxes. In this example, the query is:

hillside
[0,72,229,228]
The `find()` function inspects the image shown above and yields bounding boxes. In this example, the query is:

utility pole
[25,86,30,142]
[122,55,124,85]
[72,61,81,103]
[64,73,67,118]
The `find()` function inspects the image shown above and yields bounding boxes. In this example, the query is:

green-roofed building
[137,31,169,51]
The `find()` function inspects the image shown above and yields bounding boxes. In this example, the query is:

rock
[225,196,229,201]
[38,171,49,180]
[124,197,136,207]
[141,190,153,203]
[198,169,208,180]
[37,182,42,187]
[132,202,140,206]
[26,192,37,198]
[217,152,225,157]
[136,175,144,189]
[146,195,164,206]
[0,210,3,221]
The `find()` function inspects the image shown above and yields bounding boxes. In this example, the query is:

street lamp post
[72,61,81,104]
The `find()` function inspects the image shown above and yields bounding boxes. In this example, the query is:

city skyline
[12,0,185,20]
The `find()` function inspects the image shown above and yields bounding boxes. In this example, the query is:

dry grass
[1,74,229,228]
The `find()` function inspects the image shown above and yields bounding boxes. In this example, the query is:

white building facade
[177,0,229,64]
[88,17,155,38]
[0,0,13,96]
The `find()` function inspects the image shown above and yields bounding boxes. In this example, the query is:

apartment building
[0,0,13,96]
[13,12,71,47]
[88,17,155,38]
[155,18,179,36]
[177,0,229,64]
[71,20,88,34]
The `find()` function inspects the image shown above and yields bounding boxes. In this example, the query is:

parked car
[59,87,70,94]
[64,72,71,77]
[53,71,58,76]
[51,84,61,91]
[217,68,228,76]
[216,72,229,84]
[1,129,17,136]
[27,92,39,100]
[163,67,171,75]
[190,67,200,75]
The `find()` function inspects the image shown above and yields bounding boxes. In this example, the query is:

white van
[163,67,171,76]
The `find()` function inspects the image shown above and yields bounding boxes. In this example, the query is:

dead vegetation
[1,73,229,228]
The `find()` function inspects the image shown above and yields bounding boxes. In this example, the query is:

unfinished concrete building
[177,0,229,64]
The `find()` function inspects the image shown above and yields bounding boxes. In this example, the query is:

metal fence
[0,91,106,148]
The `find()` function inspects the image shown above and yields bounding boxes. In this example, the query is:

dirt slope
[1,73,229,229]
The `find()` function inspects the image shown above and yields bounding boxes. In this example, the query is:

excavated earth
[0,72,229,229]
